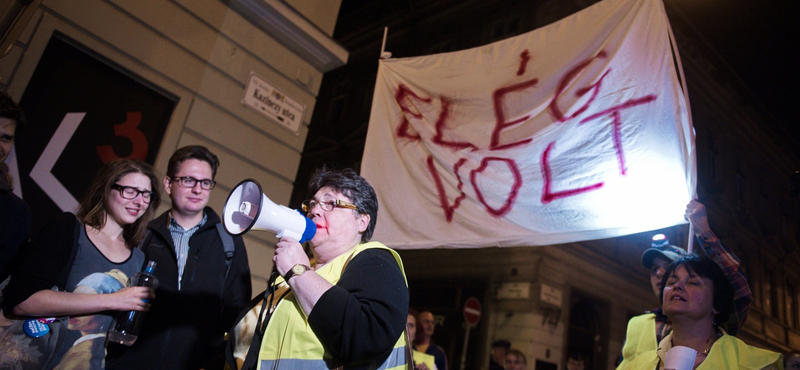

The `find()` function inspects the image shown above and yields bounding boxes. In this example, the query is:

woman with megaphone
[227,167,409,370]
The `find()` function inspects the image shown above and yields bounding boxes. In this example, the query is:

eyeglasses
[170,176,216,190]
[112,184,154,203]
[301,198,358,215]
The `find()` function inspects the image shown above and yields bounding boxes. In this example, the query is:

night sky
[674,0,800,152]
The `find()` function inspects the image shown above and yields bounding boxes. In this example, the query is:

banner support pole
[380,27,391,59]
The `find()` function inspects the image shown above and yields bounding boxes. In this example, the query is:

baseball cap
[641,234,687,268]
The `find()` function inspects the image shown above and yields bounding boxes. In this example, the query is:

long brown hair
[76,159,161,248]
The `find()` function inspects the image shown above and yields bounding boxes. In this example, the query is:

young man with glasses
[107,145,252,370]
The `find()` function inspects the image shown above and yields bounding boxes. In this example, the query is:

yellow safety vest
[257,242,408,370]
[616,313,657,370]
[619,333,782,370]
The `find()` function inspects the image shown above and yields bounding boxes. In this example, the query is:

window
[770,272,780,319]
[787,283,798,329]
[325,80,351,129]
[707,136,717,180]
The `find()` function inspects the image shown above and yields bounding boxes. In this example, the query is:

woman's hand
[273,237,311,277]
[109,286,154,312]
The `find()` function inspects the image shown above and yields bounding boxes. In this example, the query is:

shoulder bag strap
[216,223,235,280]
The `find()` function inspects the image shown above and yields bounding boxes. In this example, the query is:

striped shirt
[168,212,207,290]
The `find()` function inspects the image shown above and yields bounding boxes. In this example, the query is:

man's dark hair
[166,145,220,179]
[0,90,25,128]
[307,166,378,243]
[659,254,735,327]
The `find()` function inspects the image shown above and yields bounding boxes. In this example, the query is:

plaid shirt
[696,229,752,335]
[650,230,752,341]
[650,308,672,344]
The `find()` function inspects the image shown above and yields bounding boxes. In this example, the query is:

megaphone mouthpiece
[239,201,257,219]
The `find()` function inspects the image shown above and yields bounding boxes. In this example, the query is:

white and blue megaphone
[222,179,316,243]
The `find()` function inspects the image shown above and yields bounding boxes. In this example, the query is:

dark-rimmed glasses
[301,199,358,215]
[112,184,154,203]
[170,176,216,190]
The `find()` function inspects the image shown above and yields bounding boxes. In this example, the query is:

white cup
[664,345,697,370]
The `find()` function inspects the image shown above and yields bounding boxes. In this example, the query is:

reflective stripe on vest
[260,345,408,370]
[258,242,408,370]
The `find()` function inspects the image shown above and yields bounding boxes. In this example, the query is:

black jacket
[106,208,252,370]
[308,249,409,366]
[0,168,30,283]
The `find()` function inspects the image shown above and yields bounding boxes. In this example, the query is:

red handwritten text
[393,49,657,221]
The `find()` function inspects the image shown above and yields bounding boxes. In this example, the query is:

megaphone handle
[276,229,303,241]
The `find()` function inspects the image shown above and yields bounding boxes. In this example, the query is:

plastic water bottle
[108,261,158,345]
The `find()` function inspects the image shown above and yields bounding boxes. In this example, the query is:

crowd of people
[0,86,798,370]
[0,93,410,370]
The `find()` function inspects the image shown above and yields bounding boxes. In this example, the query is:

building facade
[3,1,797,369]
[296,0,800,369]
[0,0,347,294]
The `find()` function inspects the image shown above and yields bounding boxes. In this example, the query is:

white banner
[362,0,695,249]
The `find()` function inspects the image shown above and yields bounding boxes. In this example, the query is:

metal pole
[460,323,471,370]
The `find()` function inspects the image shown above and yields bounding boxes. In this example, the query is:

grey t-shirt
[53,224,145,370]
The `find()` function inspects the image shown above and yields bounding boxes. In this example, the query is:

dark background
[17,33,175,233]
[670,0,799,151]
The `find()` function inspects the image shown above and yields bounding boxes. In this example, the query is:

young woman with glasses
[3,159,161,369]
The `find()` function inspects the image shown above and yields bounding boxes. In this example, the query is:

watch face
[292,264,307,275]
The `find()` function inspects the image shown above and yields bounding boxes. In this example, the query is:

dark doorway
[566,291,609,370]
[535,359,558,370]
[408,278,487,370]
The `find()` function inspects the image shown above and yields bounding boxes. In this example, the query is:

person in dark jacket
[106,145,251,370]
[0,90,30,283]
[415,311,448,370]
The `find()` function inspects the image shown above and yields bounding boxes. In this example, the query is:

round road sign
[463,297,481,326]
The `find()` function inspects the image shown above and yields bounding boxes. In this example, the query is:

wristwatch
[283,264,310,281]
